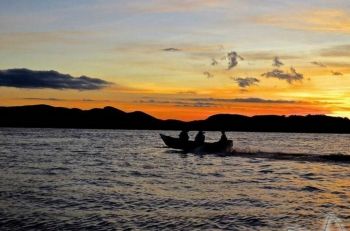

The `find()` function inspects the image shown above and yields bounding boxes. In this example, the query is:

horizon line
[1,103,348,121]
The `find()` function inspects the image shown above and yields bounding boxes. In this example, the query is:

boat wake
[229,150,350,164]
[166,148,350,164]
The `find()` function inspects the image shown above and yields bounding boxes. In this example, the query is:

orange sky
[1,1,350,120]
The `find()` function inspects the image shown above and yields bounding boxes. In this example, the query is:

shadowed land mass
[1,104,350,133]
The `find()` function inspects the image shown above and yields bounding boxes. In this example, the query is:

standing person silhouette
[194,131,205,144]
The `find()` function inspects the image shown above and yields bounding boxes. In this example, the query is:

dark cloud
[311,61,327,67]
[0,68,112,90]
[227,51,244,70]
[138,97,297,107]
[211,58,219,66]
[22,97,67,101]
[176,102,216,108]
[261,67,303,84]
[272,57,284,67]
[231,98,296,103]
[331,71,343,76]
[189,97,297,104]
[137,99,216,108]
[138,99,165,104]
[81,98,114,102]
[21,97,113,102]
[203,71,214,78]
[231,77,260,88]
[162,48,181,52]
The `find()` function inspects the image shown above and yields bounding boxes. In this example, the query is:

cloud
[241,51,300,61]
[223,98,296,104]
[138,97,298,108]
[211,58,219,66]
[331,71,343,76]
[177,102,216,107]
[118,43,224,58]
[22,97,67,101]
[227,51,244,70]
[137,98,216,107]
[235,98,296,104]
[261,67,303,84]
[162,47,181,52]
[189,97,297,104]
[320,44,350,57]
[320,61,350,68]
[272,57,284,67]
[311,61,327,67]
[21,97,114,102]
[0,68,112,90]
[203,71,214,78]
[231,77,260,88]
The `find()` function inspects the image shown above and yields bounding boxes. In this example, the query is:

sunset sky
[1,0,350,120]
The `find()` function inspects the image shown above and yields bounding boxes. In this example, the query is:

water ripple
[0,128,349,230]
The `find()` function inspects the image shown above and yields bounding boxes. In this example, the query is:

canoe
[160,134,233,153]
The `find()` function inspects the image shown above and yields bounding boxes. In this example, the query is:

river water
[0,128,349,230]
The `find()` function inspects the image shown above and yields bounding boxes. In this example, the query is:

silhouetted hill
[1,105,350,133]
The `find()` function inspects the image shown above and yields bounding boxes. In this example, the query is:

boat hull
[160,134,233,153]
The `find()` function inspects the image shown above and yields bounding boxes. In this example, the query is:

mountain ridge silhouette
[1,104,350,133]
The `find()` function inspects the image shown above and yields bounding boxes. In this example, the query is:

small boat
[160,134,233,153]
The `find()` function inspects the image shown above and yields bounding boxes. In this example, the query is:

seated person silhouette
[194,131,205,144]
[219,131,228,142]
[179,130,189,142]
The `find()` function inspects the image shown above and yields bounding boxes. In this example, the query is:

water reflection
[0,128,349,230]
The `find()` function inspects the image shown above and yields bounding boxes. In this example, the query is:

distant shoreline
[1,104,350,134]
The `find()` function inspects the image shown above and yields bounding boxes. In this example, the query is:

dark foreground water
[0,128,349,230]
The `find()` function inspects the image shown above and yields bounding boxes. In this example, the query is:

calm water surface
[0,128,349,230]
